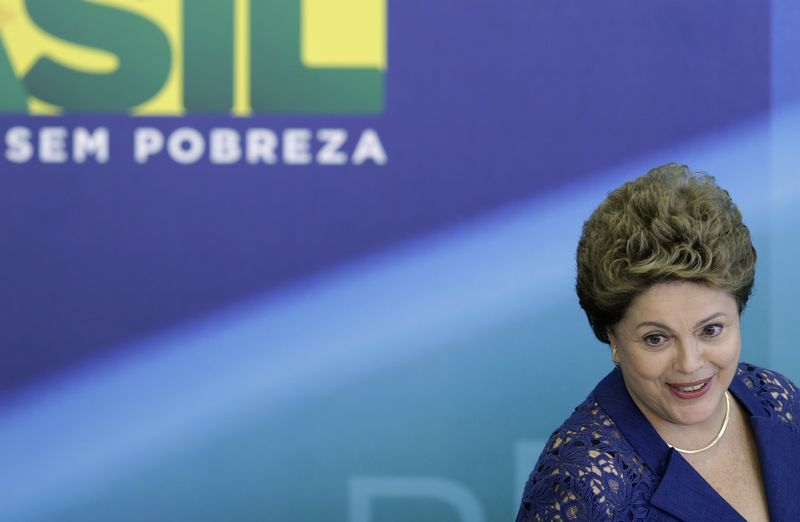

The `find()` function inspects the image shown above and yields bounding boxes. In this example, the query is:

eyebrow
[635,312,727,331]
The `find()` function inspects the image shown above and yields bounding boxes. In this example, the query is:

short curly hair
[576,163,756,344]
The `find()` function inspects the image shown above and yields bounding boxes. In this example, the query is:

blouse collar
[593,364,800,521]
[592,364,769,476]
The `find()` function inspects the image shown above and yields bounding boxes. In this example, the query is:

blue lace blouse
[516,363,800,521]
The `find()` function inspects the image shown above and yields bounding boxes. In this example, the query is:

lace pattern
[517,397,658,521]
[516,363,800,522]
[738,364,800,429]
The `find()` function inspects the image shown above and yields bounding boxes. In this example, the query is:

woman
[516,164,800,521]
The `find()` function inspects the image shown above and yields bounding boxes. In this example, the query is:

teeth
[677,383,705,392]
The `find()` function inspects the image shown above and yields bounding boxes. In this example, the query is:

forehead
[622,281,738,324]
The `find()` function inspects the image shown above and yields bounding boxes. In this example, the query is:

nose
[674,337,704,374]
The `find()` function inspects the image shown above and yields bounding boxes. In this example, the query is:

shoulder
[516,396,657,521]
[736,362,800,426]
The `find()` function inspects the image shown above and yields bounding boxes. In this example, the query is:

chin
[670,391,722,425]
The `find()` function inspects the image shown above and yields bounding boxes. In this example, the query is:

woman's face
[608,281,741,432]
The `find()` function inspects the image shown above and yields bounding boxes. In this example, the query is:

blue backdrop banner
[0,1,795,521]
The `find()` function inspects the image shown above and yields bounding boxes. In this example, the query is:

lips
[666,376,713,399]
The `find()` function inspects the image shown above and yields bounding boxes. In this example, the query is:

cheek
[718,337,741,365]
[626,351,672,381]
[702,337,741,375]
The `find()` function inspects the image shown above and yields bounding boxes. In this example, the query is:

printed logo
[0,0,386,115]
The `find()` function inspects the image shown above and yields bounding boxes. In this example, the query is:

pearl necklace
[667,391,731,454]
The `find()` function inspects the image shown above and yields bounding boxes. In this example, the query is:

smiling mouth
[673,382,706,392]
[666,376,713,398]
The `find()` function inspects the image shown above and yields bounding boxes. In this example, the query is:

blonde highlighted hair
[576,163,756,343]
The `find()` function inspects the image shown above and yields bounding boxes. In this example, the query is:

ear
[606,329,620,365]
[606,328,617,348]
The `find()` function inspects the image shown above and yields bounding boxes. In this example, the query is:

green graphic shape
[250,0,384,114]
[23,0,171,112]
[183,0,234,112]
[0,35,27,112]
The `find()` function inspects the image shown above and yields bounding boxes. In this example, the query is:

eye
[643,333,669,347]
[701,324,724,337]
